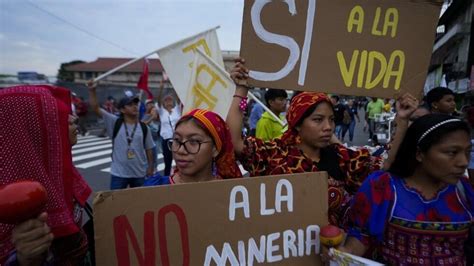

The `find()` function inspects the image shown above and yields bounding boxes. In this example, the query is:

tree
[57,60,85,81]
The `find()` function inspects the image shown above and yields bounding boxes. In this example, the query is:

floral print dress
[239,137,383,225]
[348,171,474,265]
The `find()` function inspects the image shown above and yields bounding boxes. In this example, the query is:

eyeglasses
[167,139,213,154]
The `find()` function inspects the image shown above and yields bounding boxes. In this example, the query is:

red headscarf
[0,85,92,261]
[281,92,333,145]
[175,109,242,179]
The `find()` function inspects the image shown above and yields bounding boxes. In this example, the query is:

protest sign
[183,49,235,119]
[94,172,328,265]
[240,0,442,99]
[157,27,224,105]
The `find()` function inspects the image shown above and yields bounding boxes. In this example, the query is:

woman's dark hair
[388,114,470,177]
[295,100,334,128]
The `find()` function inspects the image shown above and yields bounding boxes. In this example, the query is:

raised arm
[156,78,165,108]
[383,93,418,170]
[227,58,250,157]
[87,80,102,118]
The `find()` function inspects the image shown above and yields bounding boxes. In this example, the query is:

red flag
[137,59,153,99]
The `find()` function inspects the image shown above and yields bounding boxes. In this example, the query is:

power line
[25,0,139,56]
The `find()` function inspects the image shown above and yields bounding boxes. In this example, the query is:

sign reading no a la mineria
[94,173,329,265]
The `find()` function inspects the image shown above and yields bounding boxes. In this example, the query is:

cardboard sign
[94,172,328,265]
[240,0,442,99]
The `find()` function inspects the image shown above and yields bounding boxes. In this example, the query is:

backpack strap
[111,118,124,159]
[139,121,148,148]
[112,118,124,142]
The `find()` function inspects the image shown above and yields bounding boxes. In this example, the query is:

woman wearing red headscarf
[151,109,242,185]
[227,58,418,226]
[0,85,92,265]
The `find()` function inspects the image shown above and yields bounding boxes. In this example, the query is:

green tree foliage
[57,60,85,81]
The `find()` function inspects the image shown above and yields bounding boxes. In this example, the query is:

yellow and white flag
[157,27,224,106]
[183,49,235,119]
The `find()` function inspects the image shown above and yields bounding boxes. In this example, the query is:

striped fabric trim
[194,110,222,152]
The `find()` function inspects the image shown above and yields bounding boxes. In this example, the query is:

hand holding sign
[230,58,250,88]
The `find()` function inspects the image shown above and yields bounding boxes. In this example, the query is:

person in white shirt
[156,81,182,176]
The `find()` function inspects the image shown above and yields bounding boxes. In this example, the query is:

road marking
[72,144,113,155]
[75,157,112,169]
[73,140,111,149]
[76,137,108,144]
[76,135,97,141]
[73,150,112,162]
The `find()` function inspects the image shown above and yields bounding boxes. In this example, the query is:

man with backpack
[88,81,155,190]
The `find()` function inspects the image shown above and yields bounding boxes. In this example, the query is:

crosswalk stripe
[73,140,111,149]
[72,144,113,155]
[101,167,110,173]
[157,161,176,171]
[76,135,97,141]
[76,137,108,144]
[101,160,174,173]
[73,150,112,162]
[75,157,112,169]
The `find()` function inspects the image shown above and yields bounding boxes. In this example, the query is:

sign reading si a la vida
[240,0,443,99]
[94,172,328,265]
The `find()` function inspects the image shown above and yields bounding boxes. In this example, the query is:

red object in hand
[0,181,48,224]
[320,225,344,247]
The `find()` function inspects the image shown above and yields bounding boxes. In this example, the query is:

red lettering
[113,211,156,266]
[158,204,190,266]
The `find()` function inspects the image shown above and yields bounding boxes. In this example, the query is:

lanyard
[123,122,138,147]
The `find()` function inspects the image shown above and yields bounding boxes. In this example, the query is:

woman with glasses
[227,58,418,226]
[153,109,242,184]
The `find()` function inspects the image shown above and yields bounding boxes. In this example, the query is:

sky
[0,0,244,76]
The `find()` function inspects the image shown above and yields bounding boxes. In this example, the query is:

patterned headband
[417,118,461,144]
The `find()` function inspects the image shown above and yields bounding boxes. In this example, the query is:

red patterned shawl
[0,85,92,261]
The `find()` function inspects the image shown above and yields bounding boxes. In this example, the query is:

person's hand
[146,166,155,177]
[86,80,97,91]
[230,58,249,87]
[395,93,418,121]
[12,212,53,266]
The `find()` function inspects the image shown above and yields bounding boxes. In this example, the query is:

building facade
[425,0,473,95]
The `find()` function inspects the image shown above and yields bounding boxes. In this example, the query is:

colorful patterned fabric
[0,85,92,263]
[240,137,382,225]
[176,109,242,179]
[348,171,474,265]
[281,92,332,146]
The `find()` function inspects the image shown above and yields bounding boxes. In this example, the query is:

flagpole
[92,26,221,83]
[93,49,159,83]
[248,91,286,127]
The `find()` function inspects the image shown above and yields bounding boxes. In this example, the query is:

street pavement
[75,108,371,193]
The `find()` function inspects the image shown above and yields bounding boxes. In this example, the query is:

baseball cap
[117,96,140,109]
